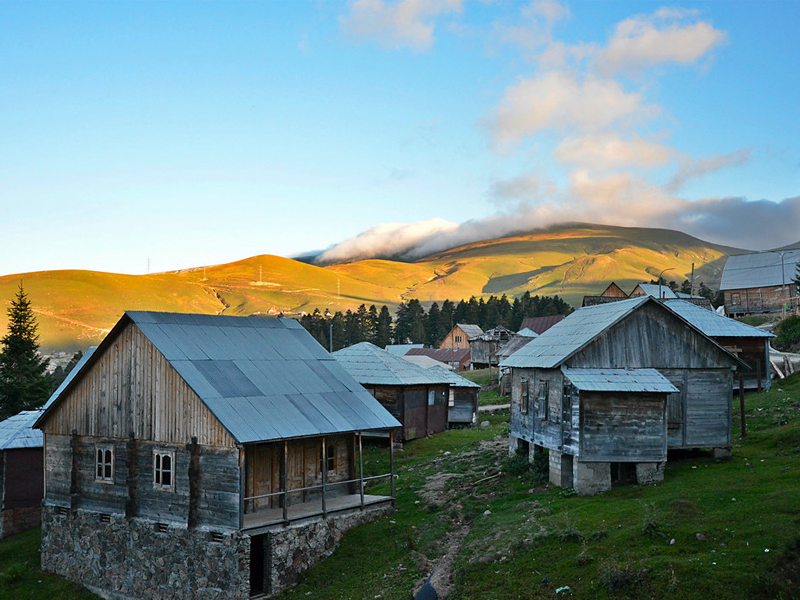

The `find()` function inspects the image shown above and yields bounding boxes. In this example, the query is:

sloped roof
[385,344,424,356]
[495,334,537,361]
[720,250,800,291]
[38,313,399,444]
[333,342,450,386]
[562,367,678,393]
[406,347,471,365]
[519,315,566,335]
[456,324,483,339]
[402,354,452,370]
[664,300,775,338]
[42,346,97,410]
[517,328,539,338]
[501,297,651,369]
[0,410,43,450]
[427,365,481,389]
[631,283,677,299]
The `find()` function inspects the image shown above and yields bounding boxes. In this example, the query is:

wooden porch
[242,493,392,531]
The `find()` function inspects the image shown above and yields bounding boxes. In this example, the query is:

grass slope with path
[3,375,798,599]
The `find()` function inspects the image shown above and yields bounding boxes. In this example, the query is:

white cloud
[489,71,653,147]
[593,9,727,76]
[555,133,674,170]
[341,0,463,50]
[494,0,571,52]
[667,148,751,191]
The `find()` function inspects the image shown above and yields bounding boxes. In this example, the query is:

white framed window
[95,445,114,483]
[153,450,176,491]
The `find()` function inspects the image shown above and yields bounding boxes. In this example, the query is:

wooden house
[470,326,514,369]
[439,324,483,350]
[399,357,481,426]
[501,297,743,495]
[406,347,472,372]
[630,283,678,299]
[0,411,44,539]
[333,343,450,441]
[720,250,800,317]
[665,299,775,391]
[34,312,400,600]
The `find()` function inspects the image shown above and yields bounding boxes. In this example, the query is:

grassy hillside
[0,224,742,351]
[2,376,799,599]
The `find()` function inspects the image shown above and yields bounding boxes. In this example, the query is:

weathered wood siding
[439,327,471,350]
[470,340,497,367]
[716,336,770,390]
[366,385,447,441]
[579,393,666,462]
[509,367,565,452]
[43,433,240,529]
[448,389,478,424]
[724,284,798,317]
[40,322,235,448]
[659,368,732,448]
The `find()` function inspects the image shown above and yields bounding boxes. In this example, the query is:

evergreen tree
[0,285,52,420]
[426,302,441,347]
[375,306,393,348]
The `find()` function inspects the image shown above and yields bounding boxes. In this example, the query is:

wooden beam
[321,437,327,518]
[389,431,395,499]
[739,375,746,438]
[358,432,364,510]
[283,440,289,524]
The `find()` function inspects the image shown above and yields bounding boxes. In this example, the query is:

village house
[469,326,514,369]
[34,312,400,600]
[501,297,743,495]
[333,342,450,441]
[400,356,481,426]
[406,347,472,371]
[720,249,800,317]
[439,323,482,350]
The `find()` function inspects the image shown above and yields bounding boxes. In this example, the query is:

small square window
[95,445,114,483]
[154,450,175,491]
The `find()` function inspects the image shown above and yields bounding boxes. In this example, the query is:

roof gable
[456,324,483,339]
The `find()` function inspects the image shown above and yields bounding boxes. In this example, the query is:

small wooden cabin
[34,312,399,599]
[333,343,449,441]
[502,297,743,495]
[470,326,513,369]
[0,410,44,539]
[665,299,775,391]
[439,324,483,350]
[400,356,481,425]
[721,250,800,317]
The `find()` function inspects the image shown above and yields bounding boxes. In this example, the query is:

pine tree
[0,285,52,420]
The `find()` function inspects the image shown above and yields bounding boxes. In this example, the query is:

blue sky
[2,1,798,275]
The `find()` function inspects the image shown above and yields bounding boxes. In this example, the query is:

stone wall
[41,506,250,600]
[548,449,573,489]
[264,504,394,598]
[0,506,42,539]
[573,461,611,495]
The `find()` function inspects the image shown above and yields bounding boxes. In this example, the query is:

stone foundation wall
[41,506,250,600]
[573,461,611,495]
[0,506,42,539]
[548,449,573,489]
[265,504,394,598]
[635,462,666,485]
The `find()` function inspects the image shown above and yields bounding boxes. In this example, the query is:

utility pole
[690,262,695,297]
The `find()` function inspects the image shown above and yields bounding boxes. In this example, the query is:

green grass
[0,527,98,600]
[460,368,509,406]
[737,315,773,328]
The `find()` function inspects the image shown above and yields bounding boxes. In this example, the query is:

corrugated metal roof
[42,347,97,410]
[519,315,565,335]
[402,354,452,370]
[517,328,539,338]
[457,324,483,339]
[501,297,650,369]
[664,300,775,338]
[427,365,481,389]
[384,344,424,356]
[406,347,471,364]
[632,283,677,299]
[333,342,454,386]
[720,250,800,291]
[40,313,399,444]
[562,367,678,393]
[495,335,536,361]
[0,410,43,450]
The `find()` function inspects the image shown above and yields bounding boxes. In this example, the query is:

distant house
[35,312,399,599]
[630,283,678,299]
[519,315,565,335]
[399,357,481,426]
[402,354,453,371]
[406,347,472,371]
[720,250,800,317]
[665,299,775,390]
[333,342,450,441]
[470,326,514,369]
[385,343,424,356]
[0,410,43,539]
[496,334,538,396]
[440,324,483,350]
[501,297,742,495]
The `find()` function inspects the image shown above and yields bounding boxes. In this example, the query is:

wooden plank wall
[579,393,667,462]
[41,322,235,448]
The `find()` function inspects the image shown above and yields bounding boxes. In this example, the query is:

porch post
[358,432,365,509]
[321,437,327,518]
[283,439,289,523]
[389,430,395,499]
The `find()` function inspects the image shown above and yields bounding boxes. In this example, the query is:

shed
[439,324,482,350]
[720,250,800,317]
[333,342,450,441]
[34,312,400,599]
[665,299,775,390]
[502,297,742,494]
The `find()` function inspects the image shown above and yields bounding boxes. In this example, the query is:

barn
[501,297,743,495]
[34,312,400,600]
[333,342,450,441]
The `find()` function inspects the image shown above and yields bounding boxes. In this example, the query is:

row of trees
[299,292,573,352]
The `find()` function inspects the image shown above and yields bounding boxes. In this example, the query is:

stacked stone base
[0,506,42,540]
[41,503,393,600]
